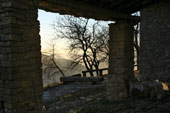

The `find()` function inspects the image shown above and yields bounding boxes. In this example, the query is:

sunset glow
[38,10,112,59]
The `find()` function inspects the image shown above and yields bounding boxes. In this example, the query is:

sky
[38,10,68,58]
[38,9,112,59]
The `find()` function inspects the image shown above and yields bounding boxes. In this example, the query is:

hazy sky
[38,9,112,58]
[38,10,70,58]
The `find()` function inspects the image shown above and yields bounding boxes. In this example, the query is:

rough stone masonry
[140,1,170,82]
[107,21,134,101]
[1,0,170,113]
[0,0,43,113]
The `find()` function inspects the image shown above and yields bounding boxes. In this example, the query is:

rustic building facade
[0,0,169,113]
[0,0,43,113]
[140,1,170,82]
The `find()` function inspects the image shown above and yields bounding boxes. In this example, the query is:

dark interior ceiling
[83,0,161,14]
[38,0,161,21]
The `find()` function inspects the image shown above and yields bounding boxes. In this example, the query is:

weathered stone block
[107,21,134,101]
[140,2,170,82]
[0,0,43,112]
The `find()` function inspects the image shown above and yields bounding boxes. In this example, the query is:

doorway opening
[38,9,110,112]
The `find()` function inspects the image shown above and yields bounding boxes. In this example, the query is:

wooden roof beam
[38,0,140,22]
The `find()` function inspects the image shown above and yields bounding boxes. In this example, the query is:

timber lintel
[38,0,140,22]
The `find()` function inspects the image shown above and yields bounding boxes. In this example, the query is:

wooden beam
[60,76,104,84]
[38,0,140,22]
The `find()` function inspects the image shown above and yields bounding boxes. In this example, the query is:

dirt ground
[43,81,170,113]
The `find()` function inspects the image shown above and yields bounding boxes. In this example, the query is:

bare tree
[53,16,109,76]
[134,12,140,70]
[42,44,65,80]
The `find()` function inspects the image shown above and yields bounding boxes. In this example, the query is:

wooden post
[99,70,103,76]
[82,72,86,77]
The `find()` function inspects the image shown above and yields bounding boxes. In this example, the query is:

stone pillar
[0,0,43,113]
[140,1,170,82]
[107,21,134,101]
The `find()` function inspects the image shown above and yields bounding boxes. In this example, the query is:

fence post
[99,70,103,76]
[83,72,86,77]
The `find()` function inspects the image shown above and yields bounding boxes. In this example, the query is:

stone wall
[140,1,170,82]
[0,0,43,113]
[107,21,134,101]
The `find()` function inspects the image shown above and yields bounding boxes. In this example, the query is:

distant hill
[41,53,86,87]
